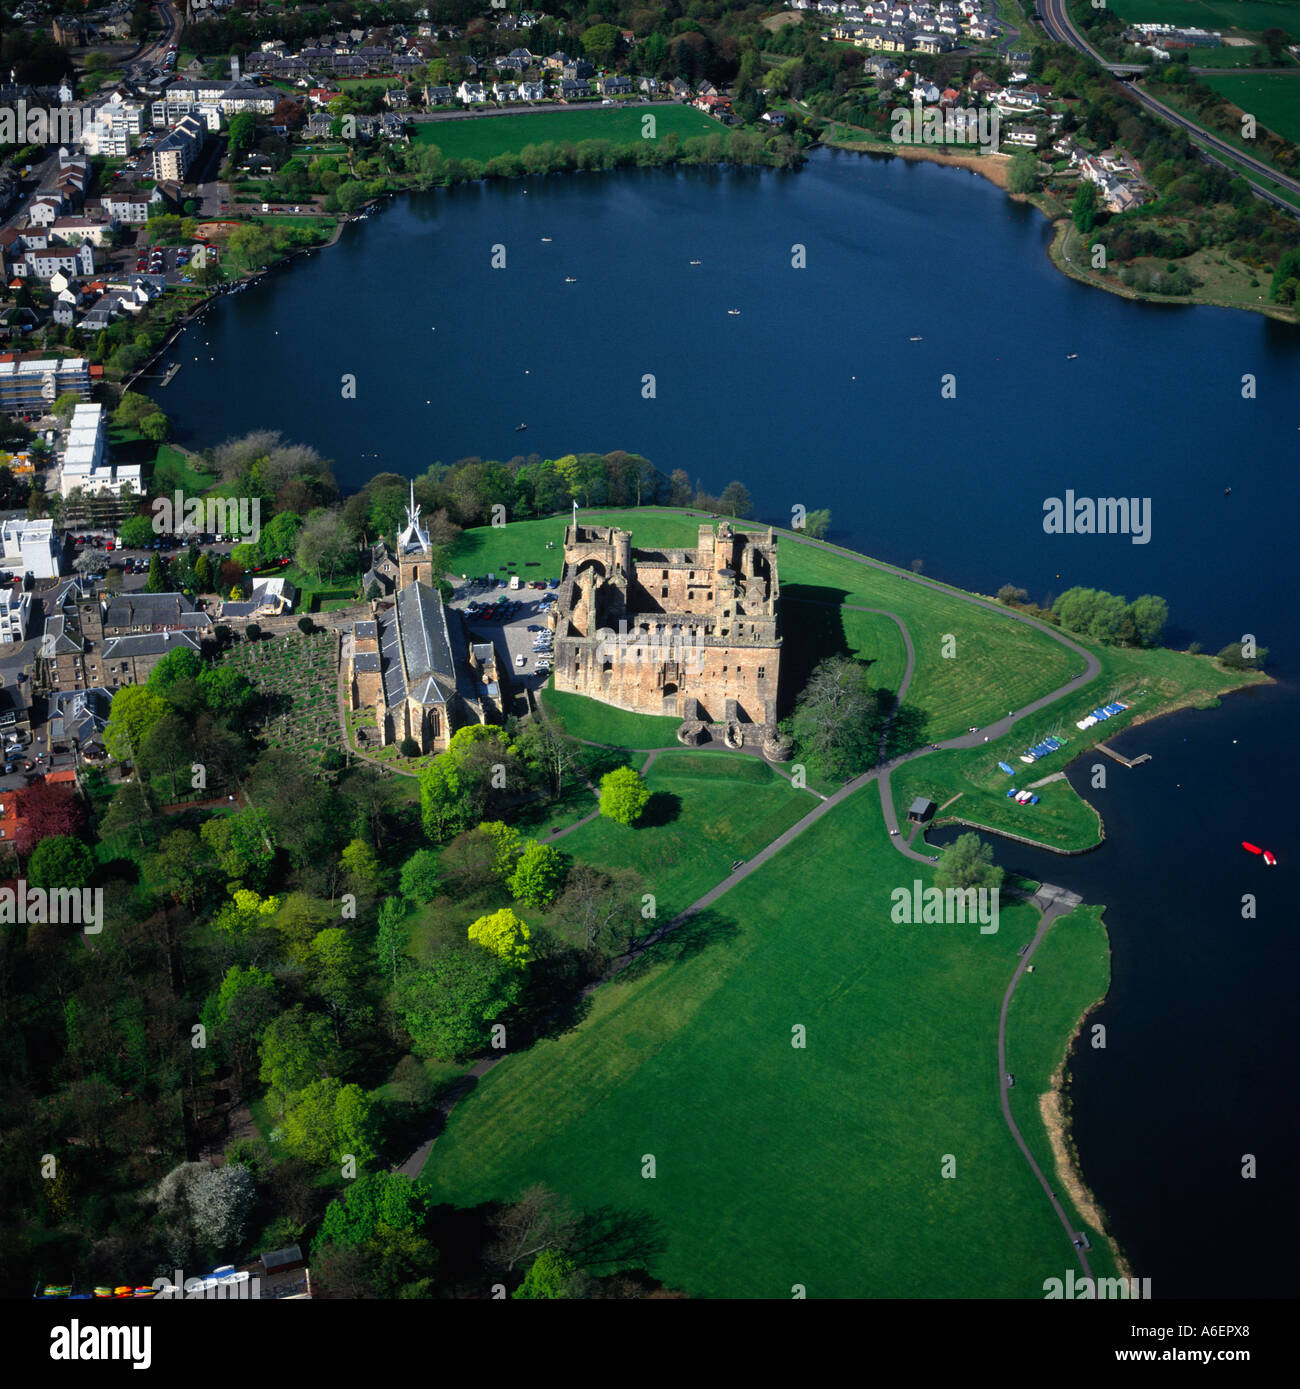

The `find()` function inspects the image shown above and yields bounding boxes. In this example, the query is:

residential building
[151,114,205,182]
[0,585,32,643]
[0,516,60,578]
[0,354,90,413]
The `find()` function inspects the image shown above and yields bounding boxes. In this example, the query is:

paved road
[1038,0,1300,216]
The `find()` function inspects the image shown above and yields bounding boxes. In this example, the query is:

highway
[1037,0,1300,217]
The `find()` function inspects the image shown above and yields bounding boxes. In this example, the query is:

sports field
[410,105,723,162]
[421,791,1121,1296]
[1204,72,1300,142]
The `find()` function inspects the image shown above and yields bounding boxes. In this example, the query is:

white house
[457,80,488,104]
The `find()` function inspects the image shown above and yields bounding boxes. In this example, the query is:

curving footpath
[401,520,1105,1280]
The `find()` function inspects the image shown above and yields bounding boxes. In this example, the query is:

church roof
[380,580,457,708]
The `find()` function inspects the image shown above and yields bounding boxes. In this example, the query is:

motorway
[1037,0,1300,216]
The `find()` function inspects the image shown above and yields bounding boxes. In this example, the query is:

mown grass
[421,790,1115,1296]
[411,104,722,162]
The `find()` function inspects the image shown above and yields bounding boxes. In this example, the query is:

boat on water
[1243,842,1263,855]
[564,277,577,283]
[689,259,702,265]
[541,236,552,242]
[1224,487,1232,495]
[1066,353,1078,360]
[515,423,527,432]
[1263,850,1277,866]
[727,308,741,316]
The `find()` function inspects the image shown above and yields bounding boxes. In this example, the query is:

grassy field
[421,789,1120,1296]
[554,750,813,925]
[410,104,724,162]
[1005,904,1112,1253]
[1204,72,1300,142]
[1104,0,1300,32]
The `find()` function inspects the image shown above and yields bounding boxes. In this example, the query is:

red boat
[1242,842,1263,855]
[1263,851,1277,867]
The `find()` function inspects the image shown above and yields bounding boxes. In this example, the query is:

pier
[1095,742,1151,768]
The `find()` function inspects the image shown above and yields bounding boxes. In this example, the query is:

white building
[60,402,144,499]
[0,517,61,579]
[0,585,32,643]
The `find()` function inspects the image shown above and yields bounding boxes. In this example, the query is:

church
[347,485,501,755]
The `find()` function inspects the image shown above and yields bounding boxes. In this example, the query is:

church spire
[398,479,430,554]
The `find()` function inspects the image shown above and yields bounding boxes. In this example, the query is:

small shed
[260,1244,304,1276]
[907,797,935,824]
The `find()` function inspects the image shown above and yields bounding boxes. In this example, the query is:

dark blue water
[159,150,1299,1297]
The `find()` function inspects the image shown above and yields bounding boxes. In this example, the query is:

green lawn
[543,684,682,749]
[1103,0,1300,33]
[410,105,723,162]
[1203,71,1300,142]
[554,750,813,925]
[1005,904,1112,1253]
[421,789,1120,1296]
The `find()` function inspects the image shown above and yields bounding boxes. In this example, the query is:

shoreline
[825,130,1296,323]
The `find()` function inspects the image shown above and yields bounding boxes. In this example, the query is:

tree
[316,1171,434,1256]
[997,584,1029,606]
[374,897,410,987]
[1128,594,1168,646]
[488,1183,578,1273]
[140,412,170,443]
[213,965,277,1082]
[552,865,643,960]
[200,807,277,890]
[1261,28,1292,62]
[296,507,352,582]
[398,849,441,903]
[580,23,621,68]
[155,1161,257,1255]
[718,480,752,518]
[104,684,169,763]
[789,656,881,780]
[468,908,532,968]
[1072,180,1098,234]
[419,726,521,841]
[599,766,651,825]
[934,832,1003,895]
[507,841,567,908]
[119,515,156,549]
[145,551,167,593]
[194,552,215,592]
[513,1248,580,1299]
[394,946,522,1061]
[227,111,256,162]
[480,820,522,878]
[145,828,216,909]
[259,1005,337,1115]
[26,834,94,890]
[340,837,380,892]
[281,1077,377,1167]
[802,508,831,539]
[1007,149,1038,195]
